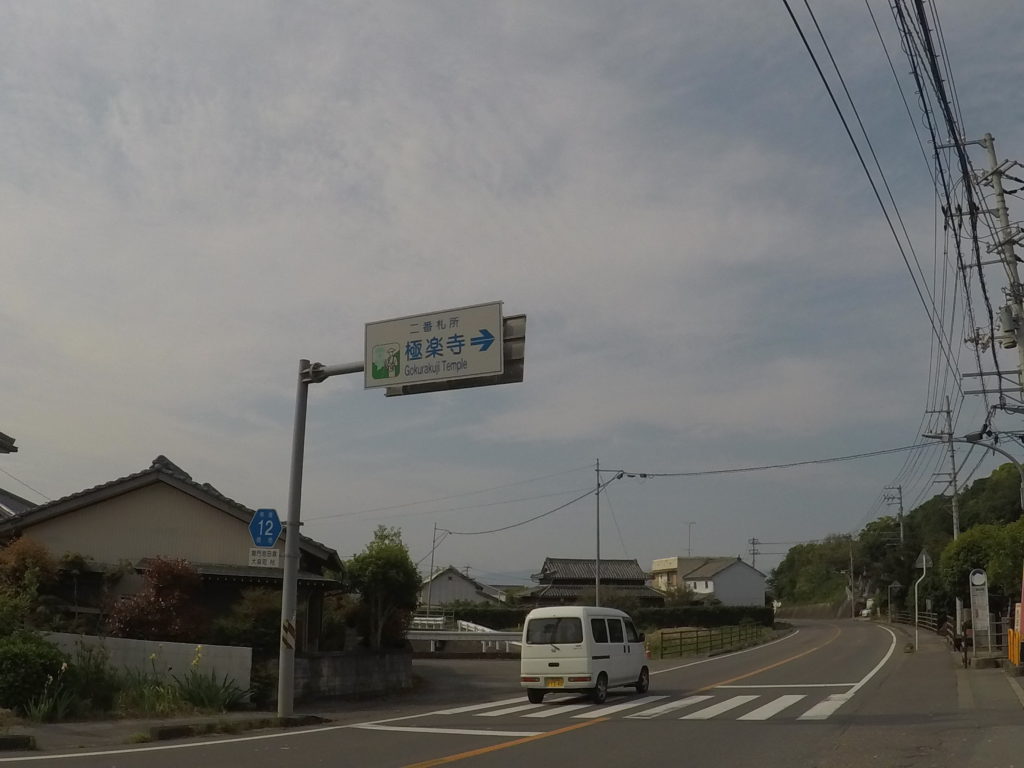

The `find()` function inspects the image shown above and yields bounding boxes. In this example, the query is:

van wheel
[635,667,650,693]
[591,673,608,704]
[527,689,545,704]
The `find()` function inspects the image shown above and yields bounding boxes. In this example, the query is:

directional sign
[249,508,282,548]
[365,302,504,389]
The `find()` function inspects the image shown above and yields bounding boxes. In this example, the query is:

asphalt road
[4,620,1024,767]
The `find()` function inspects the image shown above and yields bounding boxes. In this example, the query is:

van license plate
[546,678,564,688]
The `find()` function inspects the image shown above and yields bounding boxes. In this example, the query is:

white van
[520,606,649,704]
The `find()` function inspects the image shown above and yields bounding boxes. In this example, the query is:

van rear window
[525,617,583,645]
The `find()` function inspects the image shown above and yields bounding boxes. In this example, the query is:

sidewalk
[1,709,331,755]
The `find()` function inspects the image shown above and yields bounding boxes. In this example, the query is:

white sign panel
[249,547,281,568]
[969,569,990,631]
[365,302,504,389]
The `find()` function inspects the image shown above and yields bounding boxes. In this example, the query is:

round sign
[970,570,987,587]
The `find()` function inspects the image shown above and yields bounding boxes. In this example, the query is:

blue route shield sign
[249,508,282,548]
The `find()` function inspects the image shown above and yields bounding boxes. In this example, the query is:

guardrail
[890,610,939,631]
[658,625,765,659]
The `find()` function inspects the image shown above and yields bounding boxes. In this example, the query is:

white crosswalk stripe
[455,691,852,723]
[681,695,760,720]
[737,694,806,721]
[626,695,713,719]
[571,696,668,719]
[522,703,594,718]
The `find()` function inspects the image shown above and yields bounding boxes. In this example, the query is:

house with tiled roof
[522,557,665,606]
[651,556,766,606]
[419,565,506,609]
[0,456,343,650]
[0,486,34,519]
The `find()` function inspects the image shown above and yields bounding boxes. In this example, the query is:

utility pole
[685,521,696,557]
[980,134,1024,380]
[927,396,962,630]
[748,537,760,569]
[849,539,855,619]
[958,133,1024,408]
[595,458,601,608]
[426,522,438,616]
[883,485,905,544]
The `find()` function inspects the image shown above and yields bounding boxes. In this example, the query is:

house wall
[420,572,493,606]
[710,564,766,605]
[685,578,715,594]
[20,483,272,567]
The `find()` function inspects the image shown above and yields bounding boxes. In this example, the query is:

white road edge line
[651,629,801,675]
[798,624,897,720]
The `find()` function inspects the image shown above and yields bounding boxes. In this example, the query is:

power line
[782,0,963,390]
[608,443,933,478]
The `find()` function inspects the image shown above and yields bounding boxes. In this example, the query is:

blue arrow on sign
[470,328,495,352]
[249,508,282,548]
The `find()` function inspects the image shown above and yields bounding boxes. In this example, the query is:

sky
[3,1,1024,584]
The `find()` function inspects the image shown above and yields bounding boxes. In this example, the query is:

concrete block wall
[294,650,412,699]
[46,633,252,691]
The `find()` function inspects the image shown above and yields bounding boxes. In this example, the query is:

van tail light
[567,676,592,683]
[521,676,541,683]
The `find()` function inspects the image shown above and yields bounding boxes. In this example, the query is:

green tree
[211,588,281,657]
[347,526,421,651]
[106,558,209,642]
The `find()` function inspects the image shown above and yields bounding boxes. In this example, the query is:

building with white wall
[651,556,766,606]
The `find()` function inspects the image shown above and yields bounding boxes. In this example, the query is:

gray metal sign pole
[278,359,363,718]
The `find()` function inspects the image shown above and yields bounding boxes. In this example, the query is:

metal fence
[658,625,765,659]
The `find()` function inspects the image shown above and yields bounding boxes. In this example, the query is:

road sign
[249,547,281,568]
[914,549,932,569]
[365,302,504,389]
[386,314,526,397]
[249,508,282,548]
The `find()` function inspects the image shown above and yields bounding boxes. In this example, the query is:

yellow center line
[696,624,842,692]
[402,718,609,768]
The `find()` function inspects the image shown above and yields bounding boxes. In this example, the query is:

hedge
[445,604,774,631]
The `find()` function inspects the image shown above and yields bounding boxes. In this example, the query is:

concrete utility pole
[595,458,601,608]
[981,134,1024,380]
[884,485,905,544]
[924,396,961,631]
[748,537,760,569]
[685,521,696,557]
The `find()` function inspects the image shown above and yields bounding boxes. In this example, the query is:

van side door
[589,617,614,685]
[623,618,644,680]
[605,617,629,684]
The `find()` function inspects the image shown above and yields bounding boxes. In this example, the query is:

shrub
[107,558,209,642]
[0,632,67,715]
[23,663,74,722]
[0,538,58,591]
[0,586,32,638]
[211,589,280,657]
[63,643,121,715]
[115,668,184,717]
[172,668,249,712]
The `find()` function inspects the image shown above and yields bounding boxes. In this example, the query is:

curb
[0,735,36,752]
[149,714,330,742]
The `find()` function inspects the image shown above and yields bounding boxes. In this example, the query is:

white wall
[46,633,251,692]
[420,571,494,606]
[710,564,766,606]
